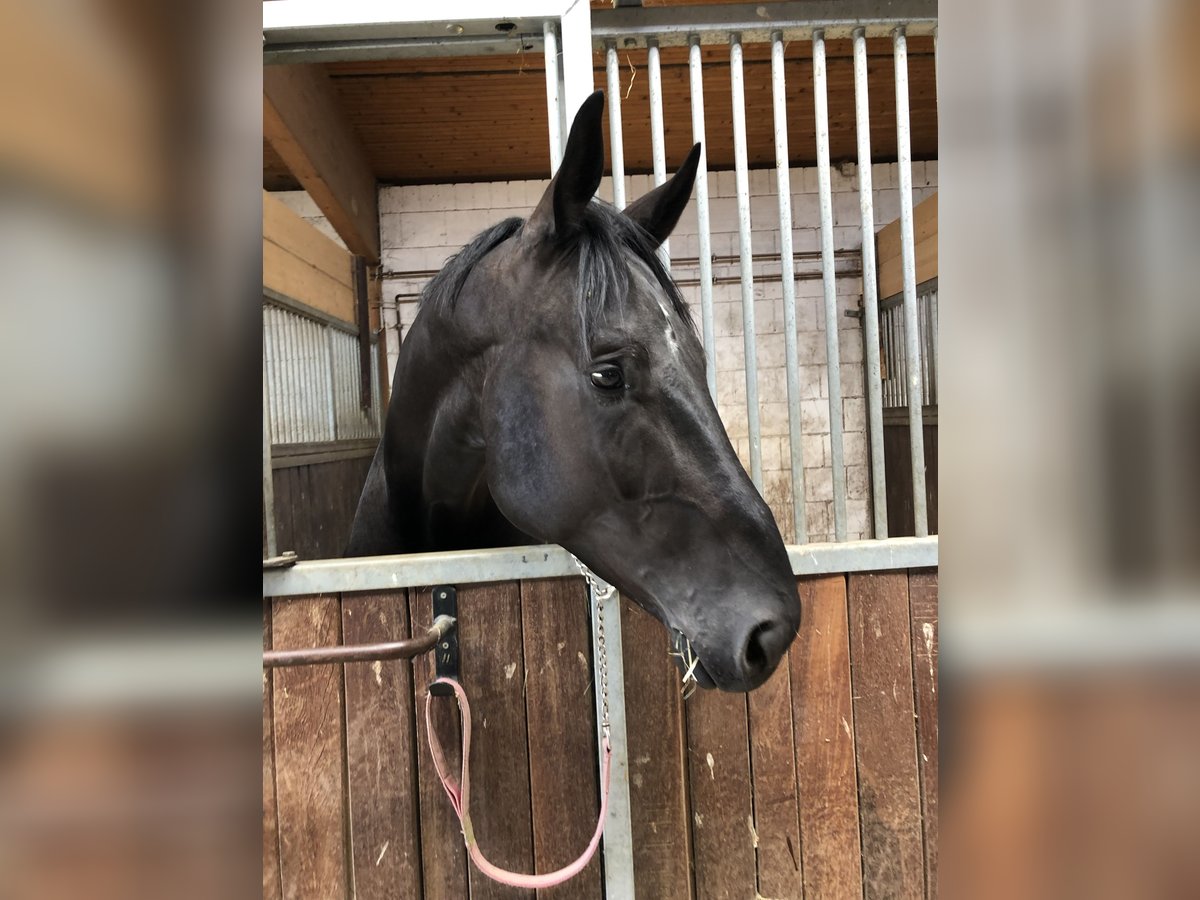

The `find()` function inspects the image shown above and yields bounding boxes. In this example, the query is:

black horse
[347,91,799,692]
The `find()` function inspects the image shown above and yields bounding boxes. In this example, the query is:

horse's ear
[623,143,702,248]
[528,90,606,241]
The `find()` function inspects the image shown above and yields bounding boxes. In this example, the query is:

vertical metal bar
[265,306,278,445]
[285,312,299,444]
[929,289,938,405]
[813,28,848,540]
[325,325,338,440]
[605,41,627,210]
[770,31,807,543]
[557,0,595,126]
[263,355,277,558]
[730,33,762,490]
[893,25,929,536]
[852,27,888,538]
[543,21,563,173]
[589,581,633,900]
[647,38,670,266]
[688,35,717,401]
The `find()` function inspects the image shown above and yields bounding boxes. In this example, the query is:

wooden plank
[876,193,937,300]
[848,572,925,900]
[876,193,938,267]
[264,64,380,262]
[519,577,602,899]
[792,574,864,898]
[263,601,283,900]
[686,683,756,897]
[907,570,939,899]
[341,589,423,899]
[456,580,536,900]
[271,593,349,900]
[263,239,356,325]
[747,661,804,899]
[620,597,693,900]
[409,587,471,900]
[264,189,354,288]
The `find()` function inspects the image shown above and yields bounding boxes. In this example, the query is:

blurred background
[0,0,1195,897]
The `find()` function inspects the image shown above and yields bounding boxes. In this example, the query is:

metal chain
[571,556,615,739]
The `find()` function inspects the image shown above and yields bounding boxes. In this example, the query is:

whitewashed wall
[275,160,937,542]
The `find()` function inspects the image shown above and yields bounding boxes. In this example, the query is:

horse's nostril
[742,620,777,677]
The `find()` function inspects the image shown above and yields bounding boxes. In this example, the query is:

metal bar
[264,537,939,597]
[893,25,929,536]
[555,9,630,897]
[730,33,762,490]
[543,20,563,172]
[813,29,848,540]
[590,582,634,900]
[770,31,807,543]
[325,325,338,439]
[688,35,717,401]
[589,2,938,46]
[647,38,670,266]
[605,41,627,210]
[557,0,595,126]
[264,307,279,444]
[263,354,278,559]
[852,26,888,538]
[264,34,548,65]
[264,616,456,668]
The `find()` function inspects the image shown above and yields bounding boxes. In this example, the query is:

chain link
[572,556,614,739]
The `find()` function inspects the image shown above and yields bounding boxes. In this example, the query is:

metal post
[590,582,634,900]
[557,8,630,896]
[543,21,563,172]
[605,41,627,210]
[893,26,929,536]
[852,26,888,538]
[688,35,717,401]
[730,32,762,490]
[263,339,278,559]
[770,31,807,543]
[813,28,847,540]
[647,38,669,266]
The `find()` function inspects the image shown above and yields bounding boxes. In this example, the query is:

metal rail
[263,537,938,598]
[263,615,456,667]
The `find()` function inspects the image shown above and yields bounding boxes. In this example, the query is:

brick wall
[274,160,936,542]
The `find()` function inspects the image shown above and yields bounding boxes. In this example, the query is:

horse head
[449,92,800,691]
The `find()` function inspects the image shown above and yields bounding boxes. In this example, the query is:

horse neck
[384,314,517,549]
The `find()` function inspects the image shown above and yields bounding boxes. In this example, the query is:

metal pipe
[263,351,278,559]
[263,615,456,668]
[605,41,627,210]
[729,33,762,490]
[893,26,929,536]
[543,20,562,173]
[852,26,888,538]
[263,538,939,598]
[813,28,848,540]
[688,35,717,401]
[647,38,669,266]
[770,31,807,543]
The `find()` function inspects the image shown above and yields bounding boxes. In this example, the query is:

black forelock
[421,201,693,343]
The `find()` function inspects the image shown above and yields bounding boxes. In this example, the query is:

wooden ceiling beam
[263,64,380,263]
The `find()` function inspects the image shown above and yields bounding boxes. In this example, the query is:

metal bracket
[430,585,459,693]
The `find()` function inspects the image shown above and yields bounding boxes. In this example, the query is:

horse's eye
[589,364,625,391]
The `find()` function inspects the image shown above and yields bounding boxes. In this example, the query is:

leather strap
[424,677,612,889]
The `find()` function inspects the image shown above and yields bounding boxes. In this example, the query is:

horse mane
[422,201,693,341]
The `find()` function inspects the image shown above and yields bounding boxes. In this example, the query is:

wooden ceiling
[263,36,936,189]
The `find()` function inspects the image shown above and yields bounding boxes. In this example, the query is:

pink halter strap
[424,677,612,890]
